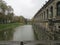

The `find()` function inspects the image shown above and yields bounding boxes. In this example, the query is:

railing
[0,40,60,45]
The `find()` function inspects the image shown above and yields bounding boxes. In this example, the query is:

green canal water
[0,25,35,41]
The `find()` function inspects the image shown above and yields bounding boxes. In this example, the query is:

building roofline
[34,0,55,18]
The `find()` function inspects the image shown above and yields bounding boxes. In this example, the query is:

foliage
[0,0,14,24]
[0,0,27,24]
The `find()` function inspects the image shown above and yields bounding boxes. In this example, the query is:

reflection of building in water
[33,0,60,40]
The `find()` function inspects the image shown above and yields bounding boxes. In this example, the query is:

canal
[13,25,35,41]
[0,25,36,45]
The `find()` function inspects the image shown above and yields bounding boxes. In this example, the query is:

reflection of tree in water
[0,28,14,41]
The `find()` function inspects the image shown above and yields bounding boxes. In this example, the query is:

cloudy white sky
[4,0,48,19]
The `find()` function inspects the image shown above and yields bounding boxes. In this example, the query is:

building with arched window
[33,0,60,40]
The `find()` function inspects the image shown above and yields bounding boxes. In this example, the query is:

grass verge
[0,23,23,30]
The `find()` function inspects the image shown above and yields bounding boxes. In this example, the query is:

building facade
[33,0,60,40]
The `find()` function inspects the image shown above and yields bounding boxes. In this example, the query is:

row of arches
[57,2,60,16]
[47,2,60,19]
[34,1,60,21]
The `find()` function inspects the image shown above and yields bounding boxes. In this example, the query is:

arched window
[50,6,53,18]
[47,9,48,19]
[57,2,60,16]
[44,11,45,20]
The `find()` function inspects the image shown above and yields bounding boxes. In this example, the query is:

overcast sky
[4,0,48,19]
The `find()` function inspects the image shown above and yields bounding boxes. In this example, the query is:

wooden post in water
[20,41,24,45]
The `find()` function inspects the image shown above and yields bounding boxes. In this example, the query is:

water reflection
[0,28,14,41]
[13,25,35,41]
[0,25,35,41]
[0,25,36,45]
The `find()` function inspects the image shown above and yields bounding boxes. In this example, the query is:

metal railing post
[20,41,24,45]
